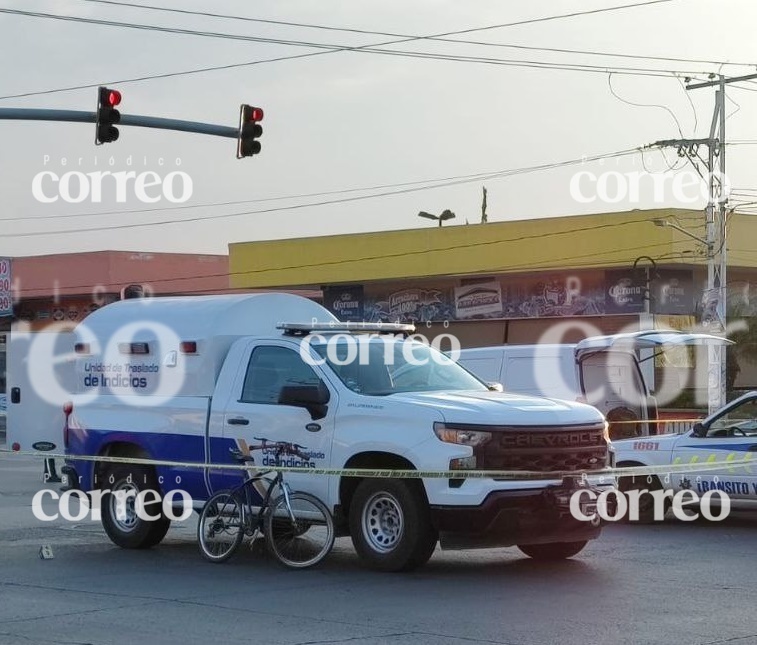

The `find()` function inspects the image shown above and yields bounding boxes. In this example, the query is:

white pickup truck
[18,293,614,571]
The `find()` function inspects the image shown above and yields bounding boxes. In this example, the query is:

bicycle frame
[226,451,299,534]
[198,439,335,569]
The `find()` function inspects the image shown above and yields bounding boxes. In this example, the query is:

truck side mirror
[279,382,330,420]
[486,382,504,392]
[692,421,706,437]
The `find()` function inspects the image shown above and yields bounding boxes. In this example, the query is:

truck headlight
[434,423,492,447]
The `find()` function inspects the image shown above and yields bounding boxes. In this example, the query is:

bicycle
[197,438,335,569]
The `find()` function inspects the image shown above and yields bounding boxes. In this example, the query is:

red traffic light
[237,104,264,158]
[240,105,263,122]
[96,86,122,145]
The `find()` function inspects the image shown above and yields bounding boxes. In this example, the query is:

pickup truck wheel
[349,479,437,572]
[101,465,170,549]
[517,541,588,560]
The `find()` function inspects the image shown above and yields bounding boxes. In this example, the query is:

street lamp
[418,209,456,227]
[652,219,711,248]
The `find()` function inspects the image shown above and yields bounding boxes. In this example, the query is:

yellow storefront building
[229,207,757,389]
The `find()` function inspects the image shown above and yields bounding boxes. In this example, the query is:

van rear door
[7,328,76,453]
[574,331,730,439]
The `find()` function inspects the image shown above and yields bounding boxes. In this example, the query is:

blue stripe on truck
[66,429,249,501]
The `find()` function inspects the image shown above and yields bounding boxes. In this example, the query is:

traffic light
[237,104,263,158]
[95,86,121,145]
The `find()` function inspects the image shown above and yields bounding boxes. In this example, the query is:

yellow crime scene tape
[1,447,752,481]
[608,418,702,424]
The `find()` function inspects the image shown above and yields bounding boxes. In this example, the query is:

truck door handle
[748,445,757,452]
[227,417,250,426]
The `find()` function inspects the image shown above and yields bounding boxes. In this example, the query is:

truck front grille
[474,424,608,474]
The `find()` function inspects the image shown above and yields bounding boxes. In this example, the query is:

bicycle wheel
[265,491,335,569]
[198,492,245,563]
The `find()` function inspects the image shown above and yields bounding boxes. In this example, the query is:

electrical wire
[5,148,642,235]
[16,239,698,299]
[725,91,741,121]
[0,47,708,103]
[0,3,716,101]
[727,84,757,94]
[0,168,511,222]
[608,72,685,138]
[676,75,698,136]
[657,147,688,172]
[0,8,714,77]
[74,0,749,70]
[13,221,693,296]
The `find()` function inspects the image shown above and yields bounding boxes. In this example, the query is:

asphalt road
[1,451,756,645]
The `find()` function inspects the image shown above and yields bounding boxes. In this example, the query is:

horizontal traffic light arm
[0,108,239,139]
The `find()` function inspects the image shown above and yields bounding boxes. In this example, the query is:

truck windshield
[311,337,488,396]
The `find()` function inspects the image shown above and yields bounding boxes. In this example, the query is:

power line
[10,145,701,229]
[76,0,678,35]
[0,169,506,222]
[5,148,641,236]
[607,72,685,138]
[0,7,711,78]
[0,47,698,105]
[0,1,705,101]
[75,0,744,70]
[676,75,698,136]
[727,84,757,94]
[14,217,688,296]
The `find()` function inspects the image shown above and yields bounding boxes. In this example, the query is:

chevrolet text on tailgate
[62,293,612,571]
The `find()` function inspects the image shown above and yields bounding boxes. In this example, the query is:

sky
[0,0,756,257]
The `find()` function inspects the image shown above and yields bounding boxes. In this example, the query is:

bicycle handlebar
[229,439,310,463]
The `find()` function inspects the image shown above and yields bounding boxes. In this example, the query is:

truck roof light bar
[277,322,416,336]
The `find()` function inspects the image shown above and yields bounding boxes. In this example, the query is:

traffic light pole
[0,108,238,139]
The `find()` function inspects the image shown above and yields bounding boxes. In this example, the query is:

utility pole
[634,255,657,399]
[651,72,757,413]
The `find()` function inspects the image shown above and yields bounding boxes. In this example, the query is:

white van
[457,332,729,440]
[14,293,616,571]
[456,344,578,401]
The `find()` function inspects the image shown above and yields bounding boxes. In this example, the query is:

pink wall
[14,250,230,299]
